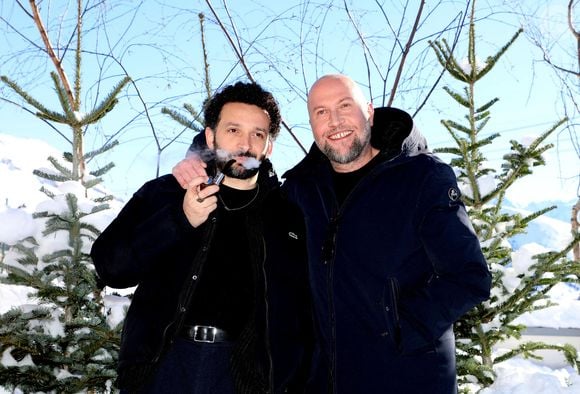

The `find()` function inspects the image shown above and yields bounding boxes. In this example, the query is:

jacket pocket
[381,277,401,349]
[382,277,435,356]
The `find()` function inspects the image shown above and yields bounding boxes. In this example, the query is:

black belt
[180,325,231,343]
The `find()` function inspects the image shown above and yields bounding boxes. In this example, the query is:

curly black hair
[203,81,281,139]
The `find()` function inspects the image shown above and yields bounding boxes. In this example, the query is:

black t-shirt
[332,154,382,205]
[184,184,259,338]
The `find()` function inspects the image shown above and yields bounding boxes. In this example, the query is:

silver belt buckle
[193,325,217,343]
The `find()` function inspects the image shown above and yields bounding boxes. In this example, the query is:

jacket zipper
[322,164,386,393]
[381,277,403,352]
[152,215,218,363]
[259,234,274,393]
[322,213,340,394]
[388,278,401,330]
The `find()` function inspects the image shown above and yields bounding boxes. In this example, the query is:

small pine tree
[0,1,130,392]
[161,12,208,134]
[430,0,580,391]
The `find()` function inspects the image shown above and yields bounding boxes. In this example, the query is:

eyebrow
[223,121,268,133]
[310,97,354,111]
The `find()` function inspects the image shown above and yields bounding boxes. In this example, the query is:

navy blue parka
[282,108,491,394]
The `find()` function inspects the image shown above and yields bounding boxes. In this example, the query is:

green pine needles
[430,0,580,391]
[0,1,129,392]
[0,158,122,393]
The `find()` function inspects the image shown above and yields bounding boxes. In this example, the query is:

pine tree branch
[32,169,70,183]
[475,97,499,113]
[50,72,76,124]
[476,29,523,81]
[573,198,580,261]
[494,341,578,369]
[161,107,203,131]
[0,76,68,125]
[431,39,469,82]
[74,0,82,112]
[199,13,212,99]
[84,140,119,161]
[81,76,131,125]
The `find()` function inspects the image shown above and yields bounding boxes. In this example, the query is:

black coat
[283,108,492,394]
[91,161,313,393]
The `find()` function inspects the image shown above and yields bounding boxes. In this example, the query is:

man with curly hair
[174,75,491,394]
[91,82,313,393]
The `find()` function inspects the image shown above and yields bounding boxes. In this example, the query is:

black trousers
[125,337,235,394]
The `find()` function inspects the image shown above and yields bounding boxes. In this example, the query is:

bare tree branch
[28,0,76,108]
[205,0,253,81]
[204,0,307,154]
[414,1,471,116]
[0,96,71,143]
[572,198,580,261]
[568,0,580,75]
[387,0,425,106]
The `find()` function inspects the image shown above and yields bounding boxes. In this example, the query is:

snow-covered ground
[1,133,579,393]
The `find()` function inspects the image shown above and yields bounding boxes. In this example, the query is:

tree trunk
[572,197,580,262]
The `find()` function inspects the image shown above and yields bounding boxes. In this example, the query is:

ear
[205,127,215,149]
[265,138,273,157]
[367,102,375,126]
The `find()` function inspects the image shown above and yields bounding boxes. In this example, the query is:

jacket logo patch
[448,187,460,201]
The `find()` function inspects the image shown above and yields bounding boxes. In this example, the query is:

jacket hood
[370,107,428,158]
[283,107,428,179]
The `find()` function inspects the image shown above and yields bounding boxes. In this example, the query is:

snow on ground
[1,133,579,393]
[480,358,580,393]
[516,282,580,329]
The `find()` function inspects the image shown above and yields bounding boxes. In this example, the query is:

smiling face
[307,75,375,172]
[206,102,272,180]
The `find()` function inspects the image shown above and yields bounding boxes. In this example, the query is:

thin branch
[74,0,82,111]
[387,0,425,107]
[204,0,307,154]
[375,0,405,104]
[28,0,76,108]
[0,97,71,143]
[567,0,580,75]
[572,198,579,261]
[223,0,243,57]
[15,0,34,19]
[200,13,212,99]
[344,0,384,84]
[414,1,471,116]
[205,0,253,81]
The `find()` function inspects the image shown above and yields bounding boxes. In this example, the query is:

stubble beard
[320,121,372,165]
[214,144,261,180]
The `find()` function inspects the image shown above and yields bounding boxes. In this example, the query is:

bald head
[307,74,369,114]
[306,74,377,172]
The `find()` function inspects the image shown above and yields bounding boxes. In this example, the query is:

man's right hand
[173,155,208,189]
[183,176,219,228]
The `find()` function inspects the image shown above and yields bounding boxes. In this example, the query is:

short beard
[322,138,364,164]
[215,149,261,180]
[320,122,371,165]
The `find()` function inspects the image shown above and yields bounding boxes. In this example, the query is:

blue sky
[0,0,578,207]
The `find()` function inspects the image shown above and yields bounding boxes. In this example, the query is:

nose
[236,133,251,152]
[328,109,342,128]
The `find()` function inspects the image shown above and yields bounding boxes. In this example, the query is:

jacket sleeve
[90,177,200,289]
[400,162,491,343]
